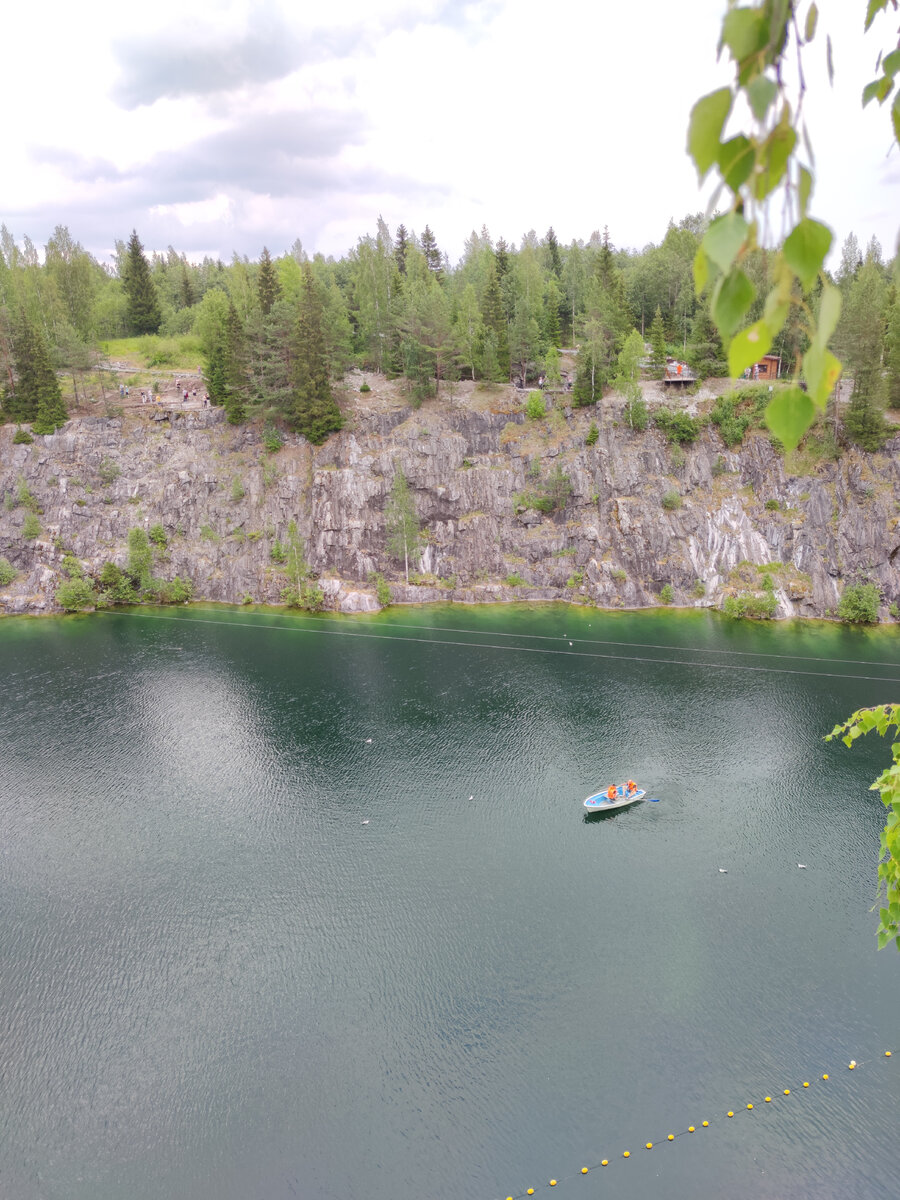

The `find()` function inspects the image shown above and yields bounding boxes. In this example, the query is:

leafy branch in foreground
[688,0,900,451]
[826,705,900,950]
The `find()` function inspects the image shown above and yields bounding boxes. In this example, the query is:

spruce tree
[222,301,249,423]
[544,227,562,278]
[178,263,195,310]
[480,259,510,380]
[420,226,442,277]
[291,263,344,443]
[883,290,900,410]
[121,230,162,335]
[2,314,66,430]
[394,224,409,276]
[257,246,281,316]
[648,306,667,378]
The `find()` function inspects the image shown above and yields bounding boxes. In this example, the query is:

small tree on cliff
[385,467,421,583]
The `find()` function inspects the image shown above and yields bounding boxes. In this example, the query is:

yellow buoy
[747,1103,753,1110]
[765,1096,772,1102]
[886,1050,892,1057]
[784,1089,790,1095]
[688,1126,696,1132]
[646,1143,653,1150]
[668,1134,675,1141]
[823,1073,829,1080]
[727,1111,734,1118]
[702,1121,709,1127]
[623,1150,630,1158]
[849,1061,856,1069]
[581,1166,588,1174]
[550,1180,557,1187]
[601,1160,608,1167]
[527,1190,534,1196]
[803,1081,809,1087]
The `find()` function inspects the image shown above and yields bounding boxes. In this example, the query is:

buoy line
[494,1050,894,1200]
[281,613,900,671]
[96,611,900,685]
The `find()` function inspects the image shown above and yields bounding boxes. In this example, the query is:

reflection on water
[0,605,898,1200]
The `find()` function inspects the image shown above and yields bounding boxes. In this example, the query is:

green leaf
[866,0,889,31]
[747,75,777,119]
[765,388,817,451]
[804,2,818,41]
[893,91,900,143]
[826,34,834,84]
[762,290,789,338]
[798,165,813,215]
[782,218,832,290]
[862,77,884,107]
[728,318,773,377]
[701,212,750,273]
[752,121,796,200]
[884,48,900,76]
[802,344,842,408]
[693,246,710,295]
[712,269,756,339]
[718,135,756,190]
[816,281,842,347]
[722,7,770,60]
[688,88,733,179]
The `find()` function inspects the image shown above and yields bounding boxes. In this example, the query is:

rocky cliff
[1,379,899,618]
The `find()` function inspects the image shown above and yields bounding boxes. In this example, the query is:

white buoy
[797,863,807,868]
[718,868,728,873]
[468,795,474,800]
[365,738,373,744]
[361,819,369,825]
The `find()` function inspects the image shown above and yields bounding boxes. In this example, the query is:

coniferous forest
[1,217,898,447]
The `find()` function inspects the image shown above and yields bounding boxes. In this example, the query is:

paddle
[642,796,661,803]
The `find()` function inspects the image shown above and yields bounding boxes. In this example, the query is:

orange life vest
[607,785,617,800]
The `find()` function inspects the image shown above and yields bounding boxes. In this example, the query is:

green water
[1,605,898,1200]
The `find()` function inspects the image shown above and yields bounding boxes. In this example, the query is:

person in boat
[626,779,637,794]
[607,785,617,802]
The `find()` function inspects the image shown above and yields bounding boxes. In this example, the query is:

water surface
[1,605,898,1199]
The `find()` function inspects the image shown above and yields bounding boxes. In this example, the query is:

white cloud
[1,0,896,262]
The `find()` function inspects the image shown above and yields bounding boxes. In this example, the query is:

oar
[642,796,661,803]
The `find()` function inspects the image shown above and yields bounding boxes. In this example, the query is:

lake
[1,604,898,1200]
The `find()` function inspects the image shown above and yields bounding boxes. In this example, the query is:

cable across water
[97,610,900,685]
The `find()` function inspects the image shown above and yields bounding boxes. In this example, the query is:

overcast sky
[3,0,897,267]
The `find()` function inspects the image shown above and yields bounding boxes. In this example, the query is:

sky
[2,0,898,267]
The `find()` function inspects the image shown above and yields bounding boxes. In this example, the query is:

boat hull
[583,787,645,811]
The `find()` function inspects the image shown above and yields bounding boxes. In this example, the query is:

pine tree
[2,313,66,430]
[121,230,161,334]
[257,246,281,316]
[648,306,667,378]
[291,262,344,443]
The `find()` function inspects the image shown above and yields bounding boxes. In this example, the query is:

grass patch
[101,334,204,372]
